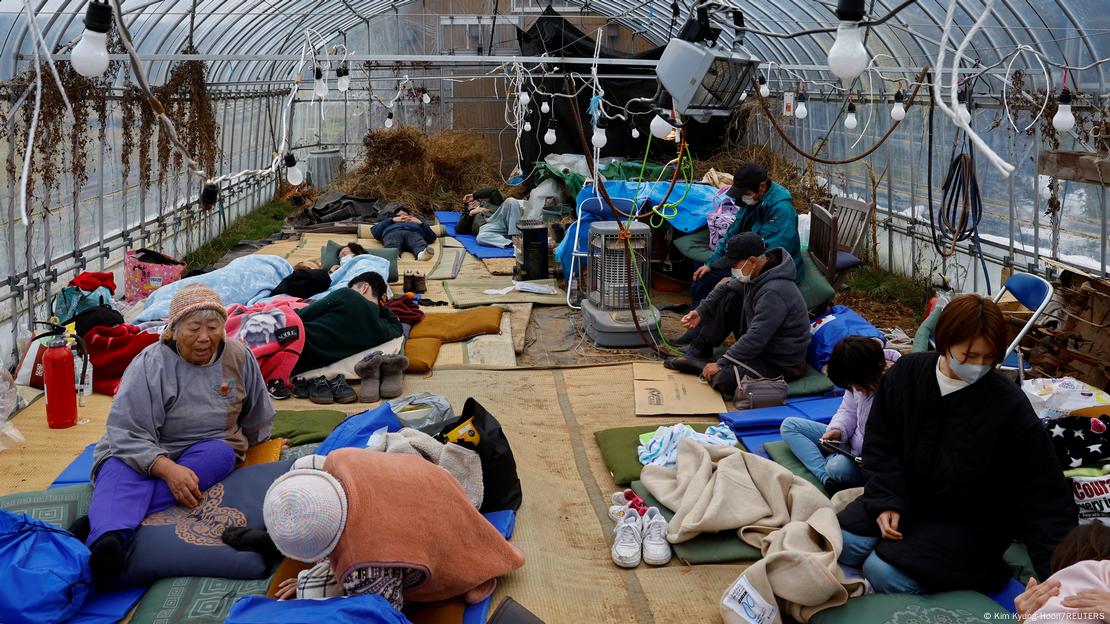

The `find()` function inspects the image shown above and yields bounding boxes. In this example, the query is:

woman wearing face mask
[837,294,1076,595]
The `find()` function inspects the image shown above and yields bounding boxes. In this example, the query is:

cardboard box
[632,363,729,416]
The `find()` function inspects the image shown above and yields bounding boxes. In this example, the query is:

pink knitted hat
[167,284,227,329]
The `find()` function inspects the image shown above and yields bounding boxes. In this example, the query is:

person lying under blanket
[837,294,1077,594]
[1015,523,1110,620]
[224,449,525,609]
[292,271,404,378]
[69,284,275,589]
[371,204,437,261]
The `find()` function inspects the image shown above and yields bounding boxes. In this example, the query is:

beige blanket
[641,439,866,624]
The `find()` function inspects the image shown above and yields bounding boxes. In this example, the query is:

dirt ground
[836,291,921,336]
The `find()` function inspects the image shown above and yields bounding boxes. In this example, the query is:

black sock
[222,527,282,565]
[89,531,127,589]
[68,515,91,543]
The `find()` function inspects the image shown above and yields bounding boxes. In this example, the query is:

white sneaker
[640,507,672,566]
[611,511,643,568]
[607,490,634,522]
[417,247,435,261]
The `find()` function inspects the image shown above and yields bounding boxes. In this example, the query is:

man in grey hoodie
[665,232,811,394]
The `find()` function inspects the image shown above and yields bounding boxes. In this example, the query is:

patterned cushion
[0,484,92,529]
[130,575,273,624]
[810,591,1012,624]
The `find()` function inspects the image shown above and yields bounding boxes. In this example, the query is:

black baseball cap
[710,231,767,270]
[726,163,770,201]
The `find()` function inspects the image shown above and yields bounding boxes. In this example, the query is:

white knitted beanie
[263,468,348,562]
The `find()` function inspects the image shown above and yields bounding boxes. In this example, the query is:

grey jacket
[697,248,811,369]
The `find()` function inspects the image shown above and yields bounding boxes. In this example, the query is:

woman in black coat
[838,295,1077,594]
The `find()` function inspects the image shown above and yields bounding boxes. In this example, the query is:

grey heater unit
[655,38,759,119]
[580,221,661,348]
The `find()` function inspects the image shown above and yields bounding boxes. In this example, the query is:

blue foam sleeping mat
[434,211,515,259]
[719,396,843,438]
[464,510,518,624]
[51,442,96,489]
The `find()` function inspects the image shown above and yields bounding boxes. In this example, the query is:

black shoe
[222,526,283,566]
[89,531,127,590]
[663,356,709,376]
[308,376,334,405]
[291,376,310,399]
[327,375,357,404]
[267,379,292,400]
[823,478,846,497]
[69,515,91,542]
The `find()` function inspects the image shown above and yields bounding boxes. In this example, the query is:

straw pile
[329,127,508,214]
[695,142,829,214]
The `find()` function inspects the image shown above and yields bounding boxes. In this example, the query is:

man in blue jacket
[666,232,811,394]
[370,204,437,261]
[689,164,803,309]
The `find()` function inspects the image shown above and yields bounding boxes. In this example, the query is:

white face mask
[741,195,758,206]
[731,264,752,282]
[947,355,991,384]
[338,254,352,265]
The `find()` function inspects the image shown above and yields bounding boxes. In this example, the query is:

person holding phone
[836,295,1076,595]
[780,336,898,493]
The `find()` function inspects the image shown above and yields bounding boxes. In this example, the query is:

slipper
[379,354,410,399]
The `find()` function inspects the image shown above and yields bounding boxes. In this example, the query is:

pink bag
[124,248,186,303]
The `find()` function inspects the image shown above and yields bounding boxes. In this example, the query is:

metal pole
[1100,183,1107,277]
[97,133,106,271]
[908,107,918,282]
[1031,129,1041,274]
[1007,130,1016,267]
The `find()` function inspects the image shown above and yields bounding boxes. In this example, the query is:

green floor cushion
[810,591,1012,624]
[630,481,762,564]
[271,409,347,446]
[117,460,292,587]
[0,483,92,528]
[673,229,713,265]
[799,249,836,312]
[131,575,273,623]
[595,424,743,486]
[763,440,827,494]
[322,239,400,281]
[788,365,835,397]
[280,442,323,462]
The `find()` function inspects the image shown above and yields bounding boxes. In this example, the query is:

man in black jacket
[664,232,810,393]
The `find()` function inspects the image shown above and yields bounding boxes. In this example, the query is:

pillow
[810,591,1012,624]
[322,240,400,282]
[241,439,285,467]
[595,424,738,486]
[788,365,835,397]
[405,337,443,373]
[410,307,504,342]
[271,410,347,446]
[117,459,293,587]
[296,336,406,380]
[799,250,836,312]
[673,229,713,264]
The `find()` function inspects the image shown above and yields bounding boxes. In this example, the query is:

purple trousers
[87,439,236,545]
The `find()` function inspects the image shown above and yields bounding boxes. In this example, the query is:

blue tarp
[433,211,515,259]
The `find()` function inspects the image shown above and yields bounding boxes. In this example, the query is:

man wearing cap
[689,163,803,310]
[76,284,275,588]
[666,232,811,394]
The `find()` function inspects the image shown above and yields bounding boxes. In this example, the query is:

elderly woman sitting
[75,284,275,587]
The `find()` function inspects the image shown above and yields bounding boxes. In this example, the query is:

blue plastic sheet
[316,404,402,455]
[227,594,412,624]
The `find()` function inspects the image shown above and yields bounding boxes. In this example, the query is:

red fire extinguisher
[33,321,88,430]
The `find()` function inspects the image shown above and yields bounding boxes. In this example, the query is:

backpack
[0,510,91,623]
[51,285,113,324]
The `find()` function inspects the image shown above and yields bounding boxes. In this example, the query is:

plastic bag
[1024,377,1110,421]
[0,367,17,422]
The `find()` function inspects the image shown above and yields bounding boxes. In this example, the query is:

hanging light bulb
[284,153,304,186]
[758,74,770,98]
[739,91,748,102]
[524,121,533,132]
[1053,87,1076,133]
[795,93,809,120]
[421,88,431,104]
[650,114,674,140]
[631,127,640,139]
[591,118,608,149]
[844,102,858,130]
[540,99,550,114]
[543,120,557,145]
[70,0,113,78]
[385,111,395,128]
[519,91,531,108]
[827,0,869,83]
[956,90,972,125]
[313,67,328,99]
[335,64,350,93]
[890,90,906,121]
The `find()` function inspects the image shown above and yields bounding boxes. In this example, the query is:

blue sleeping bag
[0,510,92,624]
[227,594,411,623]
[807,305,885,371]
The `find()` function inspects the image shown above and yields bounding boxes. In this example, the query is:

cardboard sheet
[632,363,728,416]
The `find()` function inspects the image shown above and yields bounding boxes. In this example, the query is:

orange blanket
[325,449,525,604]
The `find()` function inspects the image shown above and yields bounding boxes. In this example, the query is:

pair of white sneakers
[608,491,671,568]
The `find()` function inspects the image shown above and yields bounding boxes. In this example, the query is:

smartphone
[820,438,863,466]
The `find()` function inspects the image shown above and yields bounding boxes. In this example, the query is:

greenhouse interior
[0,0,1109,622]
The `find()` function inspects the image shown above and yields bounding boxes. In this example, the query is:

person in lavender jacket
[70,284,275,589]
[780,336,900,493]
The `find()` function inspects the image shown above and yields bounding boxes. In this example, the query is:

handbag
[124,248,186,303]
[723,354,788,410]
